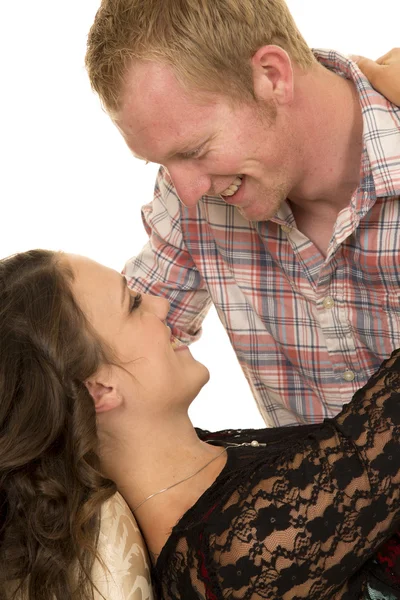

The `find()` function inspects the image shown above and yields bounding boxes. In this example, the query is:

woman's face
[67,254,209,411]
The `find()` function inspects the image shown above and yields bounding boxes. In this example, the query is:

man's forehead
[123,61,186,106]
[115,61,233,162]
[116,98,216,161]
[122,60,221,115]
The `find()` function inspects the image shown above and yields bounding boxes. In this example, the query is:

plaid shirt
[124,50,400,427]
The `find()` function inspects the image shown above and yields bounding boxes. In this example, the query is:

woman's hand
[351,48,400,106]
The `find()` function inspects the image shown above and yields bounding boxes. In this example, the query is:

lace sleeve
[156,349,400,599]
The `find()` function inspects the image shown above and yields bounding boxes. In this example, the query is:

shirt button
[323,296,335,309]
[281,224,291,234]
[342,370,356,382]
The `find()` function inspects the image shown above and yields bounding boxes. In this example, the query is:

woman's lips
[171,335,188,351]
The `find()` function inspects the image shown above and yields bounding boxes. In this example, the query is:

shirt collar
[314,49,400,199]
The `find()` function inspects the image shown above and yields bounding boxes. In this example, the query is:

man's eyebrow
[131,135,212,163]
[167,136,212,159]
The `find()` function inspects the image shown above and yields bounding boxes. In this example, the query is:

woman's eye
[129,293,142,313]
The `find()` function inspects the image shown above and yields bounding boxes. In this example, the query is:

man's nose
[145,294,170,321]
[166,164,212,208]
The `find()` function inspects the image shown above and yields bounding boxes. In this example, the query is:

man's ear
[85,367,123,414]
[251,45,294,105]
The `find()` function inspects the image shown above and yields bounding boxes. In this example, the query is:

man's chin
[238,204,276,223]
[237,191,286,222]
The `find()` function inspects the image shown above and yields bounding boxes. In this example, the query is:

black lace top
[152,349,400,599]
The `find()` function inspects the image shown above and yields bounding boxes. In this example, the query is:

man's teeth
[220,175,243,197]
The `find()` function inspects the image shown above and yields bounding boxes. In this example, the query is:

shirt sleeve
[123,166,212,345]
[157,349,400,599]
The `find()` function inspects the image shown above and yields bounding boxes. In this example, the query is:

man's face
[116,61,298,222]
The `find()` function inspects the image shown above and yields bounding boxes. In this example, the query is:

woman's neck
[98,412,227,559]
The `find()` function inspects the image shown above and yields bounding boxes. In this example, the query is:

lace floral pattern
[153,350,400,599]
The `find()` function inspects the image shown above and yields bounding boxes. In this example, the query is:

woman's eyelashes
[128,293,142,313]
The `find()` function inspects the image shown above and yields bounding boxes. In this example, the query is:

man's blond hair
[85,0,315,115]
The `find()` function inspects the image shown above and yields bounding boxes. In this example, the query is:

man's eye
[181,146,204,160]
[129,293,142,313]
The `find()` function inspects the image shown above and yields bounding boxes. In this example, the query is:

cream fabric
[92,492,155,600]
[5,492,154,600]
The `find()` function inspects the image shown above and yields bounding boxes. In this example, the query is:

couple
[2,248,400,599]
[3,1,400,599]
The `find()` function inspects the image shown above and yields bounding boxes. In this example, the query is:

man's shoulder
[312,49,400,198]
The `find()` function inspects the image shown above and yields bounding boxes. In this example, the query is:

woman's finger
[376,47,400,65]
[352,53,400,105]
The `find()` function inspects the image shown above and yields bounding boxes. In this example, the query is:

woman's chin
[198,362,210,385]
[196,364,211,395]
[185,363,210,403]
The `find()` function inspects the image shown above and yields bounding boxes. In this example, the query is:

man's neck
[289,62,364,217]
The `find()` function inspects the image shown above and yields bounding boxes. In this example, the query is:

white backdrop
[1,1,398,430]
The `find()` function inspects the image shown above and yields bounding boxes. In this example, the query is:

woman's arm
[353,48,400,105]
[209,350,400,599]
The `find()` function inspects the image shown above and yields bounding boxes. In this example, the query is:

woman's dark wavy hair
[0,249,117,600]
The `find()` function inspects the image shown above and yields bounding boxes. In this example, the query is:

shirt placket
[278,211,363,399]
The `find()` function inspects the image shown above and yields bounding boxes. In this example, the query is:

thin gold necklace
[132,439,265,512]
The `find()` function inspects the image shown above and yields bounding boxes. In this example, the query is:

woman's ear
[85,366,123,414]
